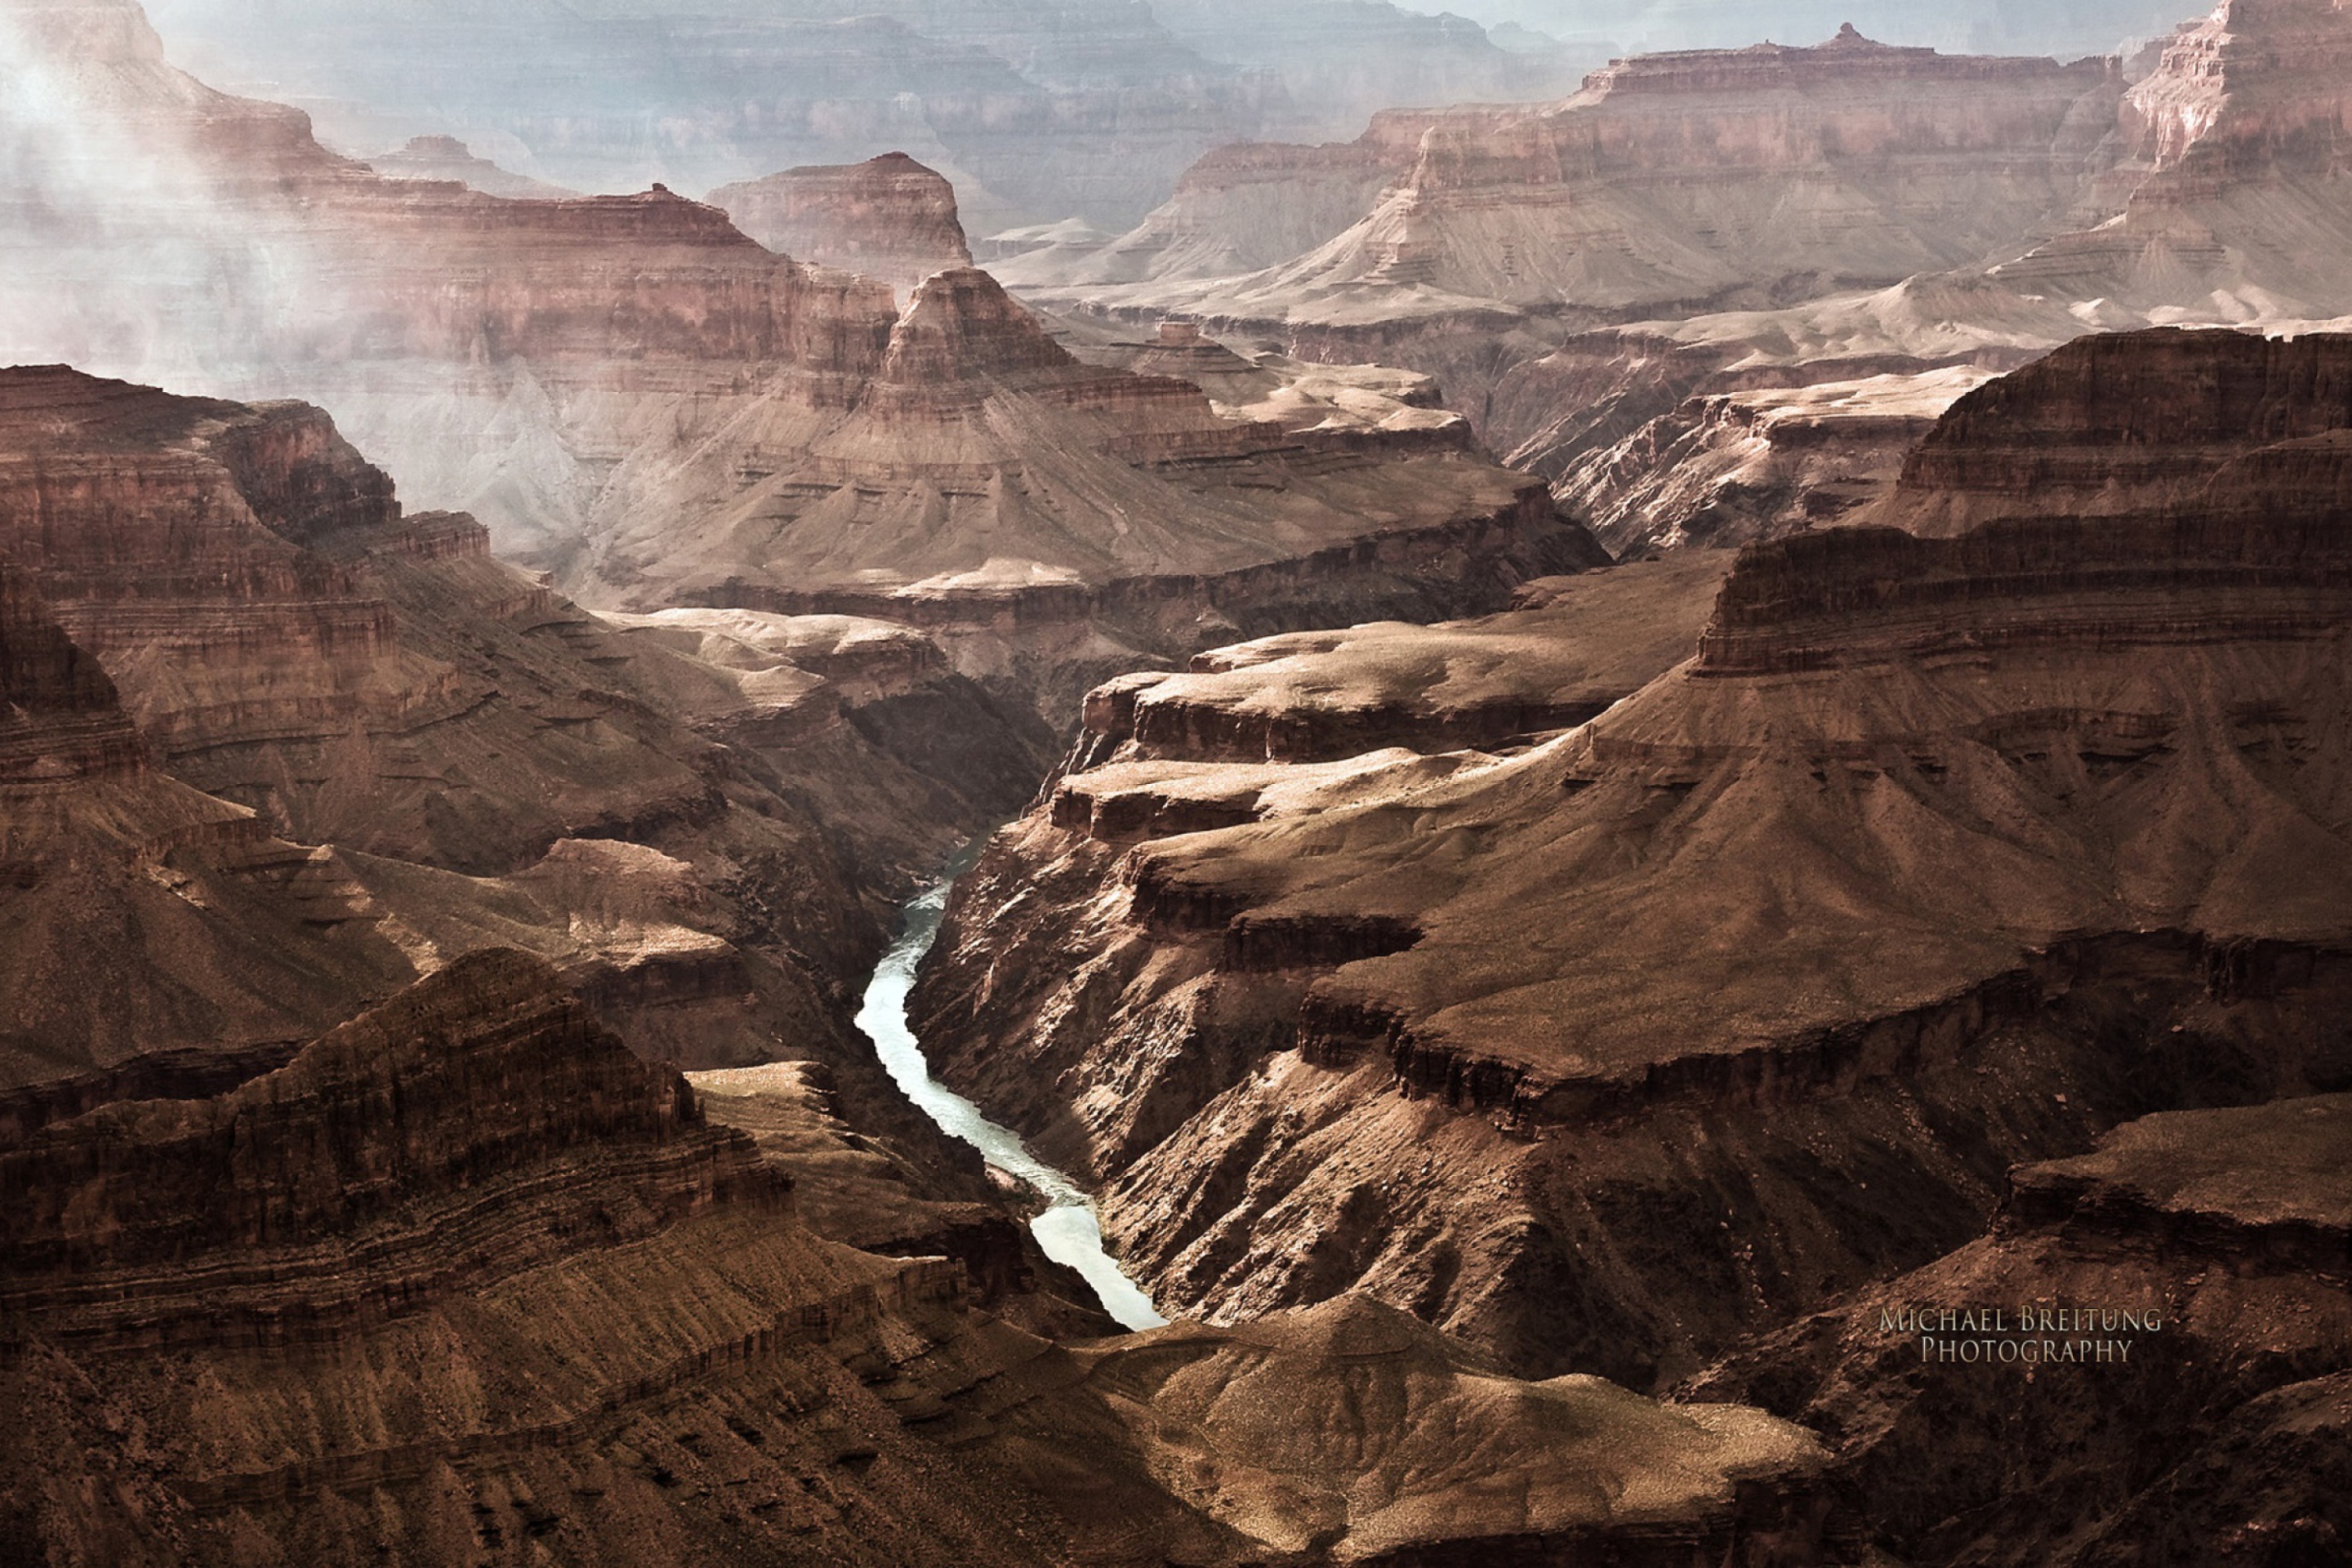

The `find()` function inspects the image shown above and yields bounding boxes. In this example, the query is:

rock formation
[1013,29,2124,320]
[145,0,1590,229]
[0,0,1597,719]
[1998,0,2352,316]
[574,265,1606,716]
[911,329,2352,1408]
[1695,1094,2352,1562]
[1001,5,2352,559]
[711,152,974,297]
[0,953,1834,1566]
[364,134,576,199]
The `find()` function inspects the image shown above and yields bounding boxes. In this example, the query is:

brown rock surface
[577,265,1606,716]
[0,956,1834,1567]
[1870,324,2352,536]
[1694,1094,2352,1564]
[1,0,1596,722]
[711,152,975,297]
[1012,30,2123,325]
[1546,366,1997,553]
[910,332,2352,1396]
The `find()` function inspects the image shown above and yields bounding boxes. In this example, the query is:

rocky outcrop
[1873,325,2352,535]
[573,265,1606,717]
[1693,1094,2352,1564]
[2,2,1600,727]
[0,954,1035,1567]
[1066,551,1727,768]
[1012,29,2123,326]
[1548,366,1995,553]
[0,951,727,1294]
[0,954,1836,1567]
[711,153,973,296]
[363,135,575,199]
[952,1292,1837,1565]
[910,331,2352,1399]
[1996,0,2352,314]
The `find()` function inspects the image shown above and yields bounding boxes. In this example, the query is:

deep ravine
[854,860,1166,1331]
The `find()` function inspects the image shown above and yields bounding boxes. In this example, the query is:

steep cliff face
[145,0,1588,229]
[1546,366,1997,553]
[1999,0,2352,313]
[576,266,1606,716]
[910,330,2352,1395]
[0,545,425,1091]
[1695,1094,2352,1564]
[711,152,974,297]
[1871,325,2352,534]
[1013,29,2123,324]
[2,0,1596,722]
[0,364,1072,1184]
[0,953,1032,1567]
[0,955,1835,1567]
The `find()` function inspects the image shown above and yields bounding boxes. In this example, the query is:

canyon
[910,326,2352,1557]
[1,0,1601,725]
[2,0,2348,1560]
[1009,0,2352,558]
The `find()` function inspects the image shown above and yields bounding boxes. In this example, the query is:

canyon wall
[0,952,1837,1566]
[1,0,1597,721]
[910,329,2352,1411]
[710,152,974,296]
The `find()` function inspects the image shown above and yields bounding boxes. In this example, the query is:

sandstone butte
[710,153,976,298]
[1006,0,2352,559]
[0,0,1606,724]
[909,327,2352,1561]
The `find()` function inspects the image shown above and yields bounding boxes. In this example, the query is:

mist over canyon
[2,0,2349,1562]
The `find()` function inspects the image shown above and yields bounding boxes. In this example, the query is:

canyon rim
[1,0,2348,1563]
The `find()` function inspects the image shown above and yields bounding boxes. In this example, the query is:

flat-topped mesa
[1069,553,1729,770]
[1696,332,2352,671]
[0,0,903,381]
[711,152,974,296]
[2002,1093,2352,1261]
[1016,24,2123,320]
[363,134,574,199]
[1422,29,2119,191]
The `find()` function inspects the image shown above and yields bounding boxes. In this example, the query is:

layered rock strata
[2,0,1597,720]
[1011,29,2124,324]
[1695,1094,2352,1564]
[910,330,2352,1396]
[710,152,974,298]
[0,956,1834,1567]
[363,135,576,199]
[579,266,1607,716]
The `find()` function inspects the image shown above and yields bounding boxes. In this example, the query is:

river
[853,866,1167,1331]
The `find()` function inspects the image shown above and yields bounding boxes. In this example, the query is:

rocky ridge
[0,951,1837,1566]
[910,329,2352,1401]
[711,152,974,298]
[1695,1094,2352,1563]
[2,0,1599,721]
[1009,1,2352,559]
